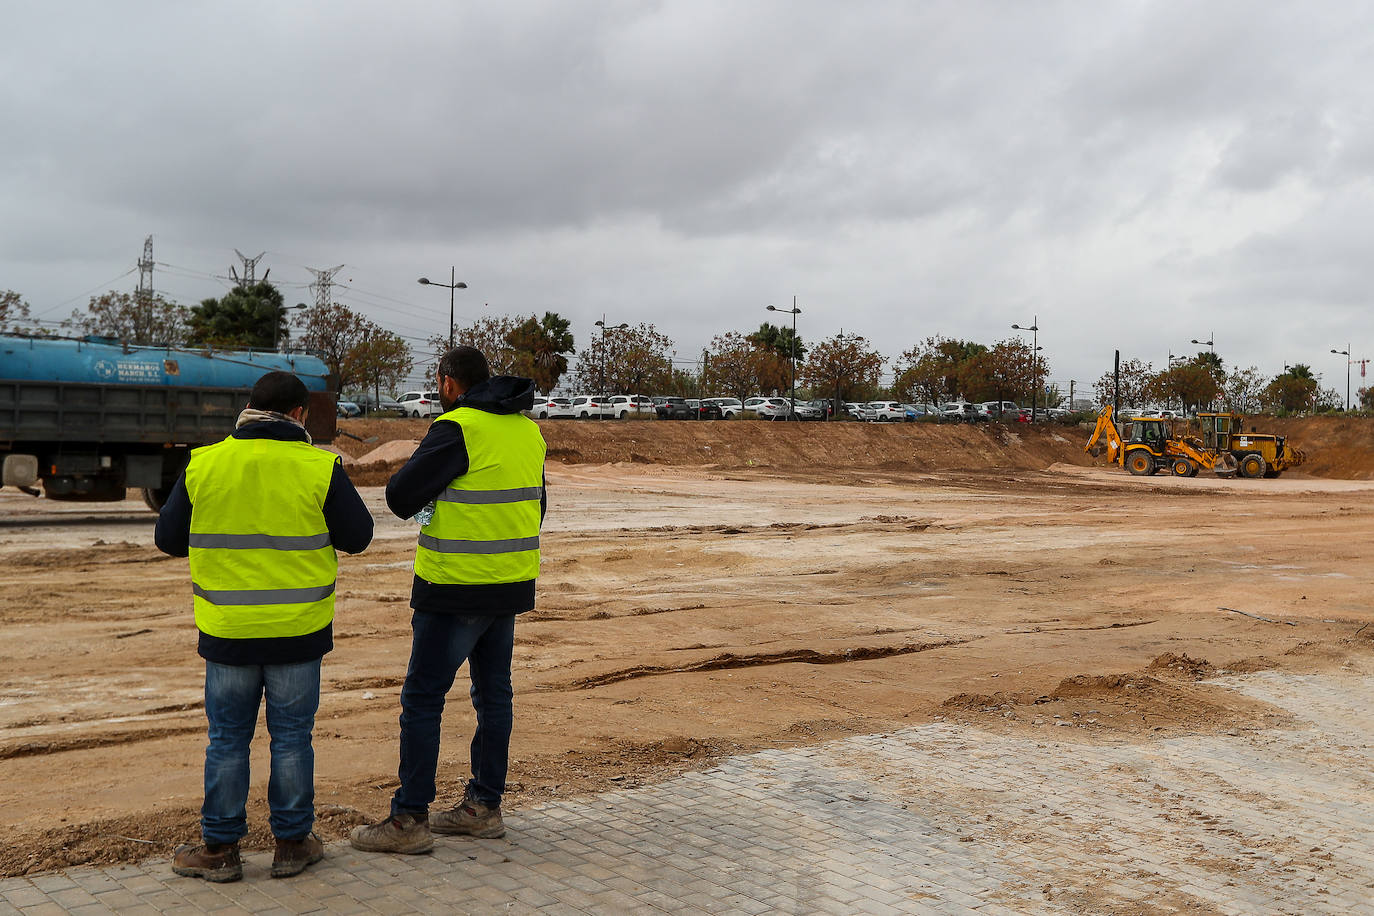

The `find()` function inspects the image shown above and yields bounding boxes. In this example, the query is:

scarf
[235,407,313,445]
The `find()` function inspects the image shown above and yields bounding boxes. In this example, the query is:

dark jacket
[386,375,546,616]
[154,420,375,666]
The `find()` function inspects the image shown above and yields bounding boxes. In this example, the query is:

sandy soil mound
[336,417,1098,472]
[356,439,422,465]
[1146,652,1216,680]
[334,414,1372,477]
[1262,416,1374,478]
[940,666,1295,737]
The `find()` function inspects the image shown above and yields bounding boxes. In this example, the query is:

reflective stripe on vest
[184,436,340,639]
[414,405,546,586]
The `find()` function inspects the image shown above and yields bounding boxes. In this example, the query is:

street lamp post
[767,297,801,419]
[1011,315,1040,421]
[595,319,628,397]
[1191,333,1215,408]
[417,267,468,350]
[1331,344,1351,411]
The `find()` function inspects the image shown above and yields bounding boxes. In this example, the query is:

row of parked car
[340,390,1074,423]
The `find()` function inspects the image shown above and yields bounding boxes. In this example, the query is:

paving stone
[11,671,1374,913]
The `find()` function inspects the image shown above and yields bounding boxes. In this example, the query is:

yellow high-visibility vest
[184,436,339,639]
[414,406,546,585]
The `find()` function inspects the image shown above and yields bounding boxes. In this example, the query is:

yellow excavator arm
[1084,407,1123,465]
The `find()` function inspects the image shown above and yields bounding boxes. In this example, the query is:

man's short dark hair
[249,371,310,413]
[438,346,491,390]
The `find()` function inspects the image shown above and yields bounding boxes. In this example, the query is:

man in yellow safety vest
[156,370,373,881]
[351,346,545,854]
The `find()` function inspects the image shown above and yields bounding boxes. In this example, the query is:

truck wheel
[1239,453,1267,478]
[1171,458,1194,477]
[141,486,172,512]
[1127,451,1154,476]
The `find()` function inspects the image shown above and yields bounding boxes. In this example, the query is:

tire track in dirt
[0,724,204,760]
[561,638,977,689]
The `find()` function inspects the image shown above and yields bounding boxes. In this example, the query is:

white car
[397,390,443,418]
[743,396,791,420]
[570,395,611,419]
[860,401,906,422]
[701,397,743,418]
[525,397,576,420]
[605,394,654,419]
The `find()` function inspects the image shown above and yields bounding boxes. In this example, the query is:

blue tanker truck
[0,333,337,510]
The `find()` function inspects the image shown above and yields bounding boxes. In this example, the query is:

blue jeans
[392,612,515,815]
[202,659,321,844]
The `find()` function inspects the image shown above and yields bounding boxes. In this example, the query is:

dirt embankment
[333,414,1373,484]
[1262,416,1374,478]
[335,417,1099,484]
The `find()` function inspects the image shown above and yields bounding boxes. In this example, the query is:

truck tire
[1127,451,1154,476]
[141,486,173,512]
[1239,453,1267,478]
[1171,458,1195,477]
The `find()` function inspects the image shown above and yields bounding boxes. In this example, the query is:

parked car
[398,390,443,418]
[526,397,576,420]
[656,397,696,420]
[940,402,980,422]
[605,394,654,419]
[571,395,610,419]
[805,399,836,420]
[842,402,864,419]
[860,401,906,422]
[694,400,724,420]
[350,393,404,416]
[701,397,743,418]
[336,400,362,418]
[743,397,791,420]
[790,400,823,420]
[903,404,930,421]
[979,400,1021,419]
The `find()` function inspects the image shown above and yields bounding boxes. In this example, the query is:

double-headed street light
[595,319,628,396]
[766,298,801,419]
[1191,334,1217,408]
[417,268,468,350]
[1011,315,1040,421]
[1331,344,1351,411]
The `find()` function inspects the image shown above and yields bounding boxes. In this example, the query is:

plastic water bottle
[413,501,436,527]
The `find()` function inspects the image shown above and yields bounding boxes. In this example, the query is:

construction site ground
[3,417,1374,912]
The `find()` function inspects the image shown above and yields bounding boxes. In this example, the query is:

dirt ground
[2,417,1373,878]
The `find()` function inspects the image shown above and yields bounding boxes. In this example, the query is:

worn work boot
[431,795,506,838]
[349,812,434,854]
[172,841,243,883]
[271,831,325,878]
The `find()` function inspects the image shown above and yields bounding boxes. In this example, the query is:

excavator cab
[1128,418,1169,453]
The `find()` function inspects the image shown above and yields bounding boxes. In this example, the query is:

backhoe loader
[1084,407,1236,477]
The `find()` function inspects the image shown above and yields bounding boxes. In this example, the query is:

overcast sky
[4,1,1373,397]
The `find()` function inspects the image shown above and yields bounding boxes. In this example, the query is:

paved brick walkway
[3,671,1372,914]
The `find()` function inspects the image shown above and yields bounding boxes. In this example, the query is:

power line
[32,267,139,319]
